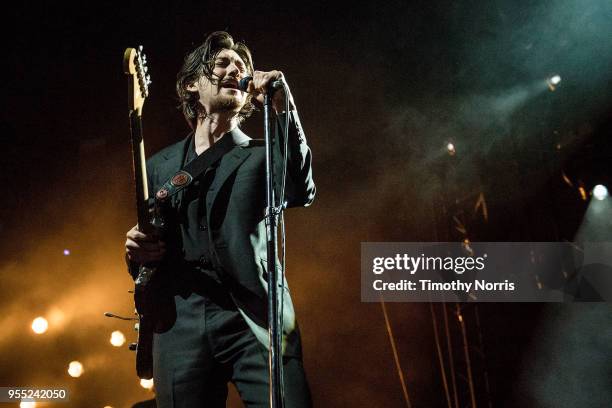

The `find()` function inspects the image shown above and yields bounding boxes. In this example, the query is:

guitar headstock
[123,46,151,115]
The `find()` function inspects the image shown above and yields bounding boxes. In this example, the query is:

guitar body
[134,266,156,379]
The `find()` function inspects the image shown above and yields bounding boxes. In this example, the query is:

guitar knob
[134,322,140,331]
[128,343,137,351]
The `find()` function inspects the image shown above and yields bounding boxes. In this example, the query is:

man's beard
[209,93,243,114]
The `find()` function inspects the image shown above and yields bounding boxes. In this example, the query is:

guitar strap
[154,133,236,202]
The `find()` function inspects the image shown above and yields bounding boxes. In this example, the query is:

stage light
[547,74,562,91]
[20,402,36,408]
[593,184,608,201]
[446,142,456,156]
[68,361,84,378]
[31,317,48,334]
[550,75,561,85]
[140,378,154,390]
[110,330,126,347]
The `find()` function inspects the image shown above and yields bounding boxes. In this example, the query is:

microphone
[238,76,284,93]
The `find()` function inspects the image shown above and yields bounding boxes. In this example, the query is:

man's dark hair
[176,31,255,129]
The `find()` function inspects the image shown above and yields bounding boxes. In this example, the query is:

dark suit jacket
[133,110,315,356]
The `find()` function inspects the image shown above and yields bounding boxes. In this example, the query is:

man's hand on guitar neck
[125,225,166,264]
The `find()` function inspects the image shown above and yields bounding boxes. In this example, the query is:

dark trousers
[152,280,312,408]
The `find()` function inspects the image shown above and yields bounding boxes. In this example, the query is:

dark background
[1,1,611,407]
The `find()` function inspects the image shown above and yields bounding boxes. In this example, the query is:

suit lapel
[205,127,252,214]
[205,147,251,213]
[156,129,251,215]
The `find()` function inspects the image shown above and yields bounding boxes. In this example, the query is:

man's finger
[127,230,161,242]
[126,240,166,251]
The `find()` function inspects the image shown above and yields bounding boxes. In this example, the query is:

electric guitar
[123,46,156,379]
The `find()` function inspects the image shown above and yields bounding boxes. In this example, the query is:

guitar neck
[129,110,153,234]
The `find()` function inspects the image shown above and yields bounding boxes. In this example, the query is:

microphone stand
[263,92,284,408]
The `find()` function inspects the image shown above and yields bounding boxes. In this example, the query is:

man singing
[125,31,315,407]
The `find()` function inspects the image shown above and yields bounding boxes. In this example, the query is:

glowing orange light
[140,378,154,390]
[47,307,66,328]
[578,186,587,201]
[31,317,48,334]
[68,361,84,377]
[110,330,126,347]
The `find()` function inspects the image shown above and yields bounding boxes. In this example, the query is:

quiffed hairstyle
[176,31,255,129]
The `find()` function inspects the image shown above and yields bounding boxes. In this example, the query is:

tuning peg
[138,45,143,52]
[142,54,147,63]
[144,66,148,73]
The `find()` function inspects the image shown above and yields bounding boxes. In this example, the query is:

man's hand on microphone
[125,224,166,264]
[246,70,295,113]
